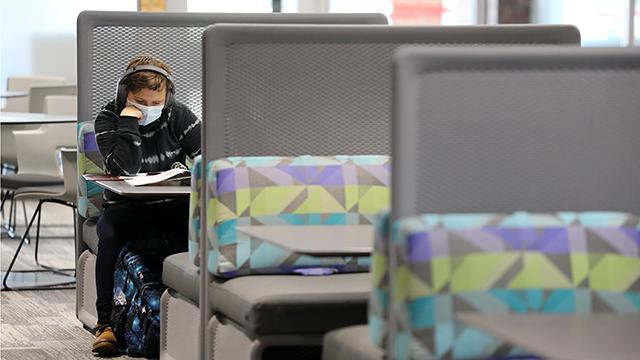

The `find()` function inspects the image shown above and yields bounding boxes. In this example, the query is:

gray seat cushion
[323,325,383,360]
[14,185,65,199]
[82,219,99,254]
[162,252,199,304]
[209,272,370,336]
[1,173,63,190]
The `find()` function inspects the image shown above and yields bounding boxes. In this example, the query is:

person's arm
[175,105,201,159]
[94,101,144,176]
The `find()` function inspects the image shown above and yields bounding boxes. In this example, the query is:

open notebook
[123,168,190,186]
[83,168,190,186]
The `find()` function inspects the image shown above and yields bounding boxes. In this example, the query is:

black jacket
[95,100,201,203]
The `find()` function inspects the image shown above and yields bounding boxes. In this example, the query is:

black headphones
[115,64,175,109]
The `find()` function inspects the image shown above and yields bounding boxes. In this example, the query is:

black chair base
[2,198,76,291]
[1,190,31,241]
[1,269,75,291]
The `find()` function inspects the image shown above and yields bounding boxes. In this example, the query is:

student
[92,55,200,354]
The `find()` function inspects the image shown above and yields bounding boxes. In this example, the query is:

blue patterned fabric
[204,155,391,277]
[77,122,104,218]
[390,212,640,359]
[368,211,390,348]
[188,155,202,264]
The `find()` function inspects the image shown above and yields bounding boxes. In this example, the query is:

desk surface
[458,313,640,360]
[0,112,76,124]
[236,225,373,256]
[94,180,190,198]
[0,91,28,99]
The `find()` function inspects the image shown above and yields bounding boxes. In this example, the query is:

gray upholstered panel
[82,219,99,254]
[75,10,388,221]
[208,273,370,336]
[393,47,640,219]
[76,11,387,221]
[74,10,387,334]
[77,11,386,126]
[323,326,383,360]
[203,24,579,161]
[162,253,200,304]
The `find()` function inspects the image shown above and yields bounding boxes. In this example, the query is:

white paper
[124,168,190,186]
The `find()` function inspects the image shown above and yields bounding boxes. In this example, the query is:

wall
[0,0,136,89]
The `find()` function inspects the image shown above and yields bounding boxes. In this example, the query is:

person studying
[91,55,200,354]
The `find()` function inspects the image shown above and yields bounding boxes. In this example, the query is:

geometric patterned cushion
[188,155,202,265]
[77,122,104,219]
[205,155,390,277]
[391,212,640,360]
[368,210,390,349]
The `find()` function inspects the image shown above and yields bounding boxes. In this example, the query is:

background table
[0,112,76,124]
[236,225,373,256]
[0,91,28,99]
[93,179,190,198]
[458,313,640,360]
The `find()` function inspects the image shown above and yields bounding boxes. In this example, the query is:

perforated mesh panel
[219,37,577,158]
[91,26,205,122]
[411,69,640,214]
[223,43,397,156]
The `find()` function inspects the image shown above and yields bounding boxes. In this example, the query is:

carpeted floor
[1,289,99,359]
[1,200,136,359]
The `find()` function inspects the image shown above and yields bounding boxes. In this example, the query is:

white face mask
[127,100,164,126]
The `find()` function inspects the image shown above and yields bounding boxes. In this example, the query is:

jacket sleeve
[94,101,143,176]
[176,106,201,159]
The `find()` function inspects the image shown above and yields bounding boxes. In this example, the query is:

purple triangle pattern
[359,165,391,186]
[288,165,308,184]
[254,166,294,186]
[216,168,236,194]
[590,228,639,257]
[530,228,570,254]
[314,165,345,185]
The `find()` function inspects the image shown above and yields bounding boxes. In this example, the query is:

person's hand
[120,105,143,120]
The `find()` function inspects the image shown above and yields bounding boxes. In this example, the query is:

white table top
[0,91,28,99]
[458,313,640,360]
[0,112,76,124]
[93,179,190,198]
[236,225,373,256]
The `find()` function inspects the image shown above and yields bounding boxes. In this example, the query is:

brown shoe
[92,325,118,354]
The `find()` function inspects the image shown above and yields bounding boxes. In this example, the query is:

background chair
[2,122,76,230]
[1,119,73,238]
[1,86,75,236]
[43,95,77,116]
[2,75,65,112]
[1,120,39,239]
[1,124,38,171]
[2,146,78,290]
[28,85,77,113]
[1,85,75,170]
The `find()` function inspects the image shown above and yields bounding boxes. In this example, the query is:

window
[329,0,476,25]
[515,0,630,47]
[633,0,640,46]
[280,0,300,12]
[187,0,272,12]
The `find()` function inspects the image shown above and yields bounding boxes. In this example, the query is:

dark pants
[95,198,189,325]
